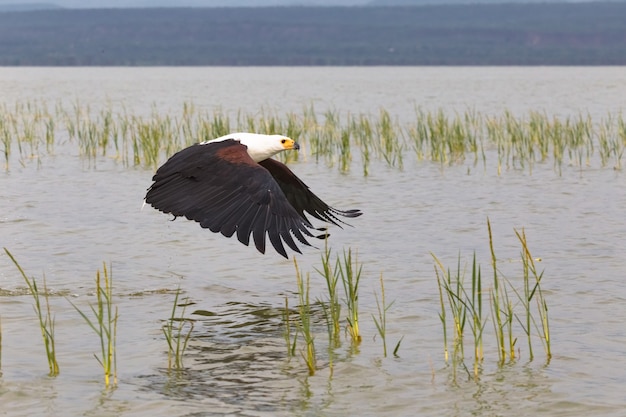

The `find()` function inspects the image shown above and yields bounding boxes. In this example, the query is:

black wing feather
[259,159,362,227]
[145,140,318,258]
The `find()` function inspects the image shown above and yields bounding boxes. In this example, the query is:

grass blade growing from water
[487,219,506,364]
[339,248,362,345]
[283,296,297,358]
[162,287,195,370]
[69,263,118,387]
[372,273,395,357]
[515,228,551,360]
[294,258,316,375]
[4,248,59,376]
[314,240,341,347]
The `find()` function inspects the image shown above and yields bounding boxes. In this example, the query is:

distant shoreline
[1,2,625,66]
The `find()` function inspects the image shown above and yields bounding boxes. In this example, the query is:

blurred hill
[369,0,626,4]
[1,2,625,65]
[1,0,624,9]
[0,0,364,8]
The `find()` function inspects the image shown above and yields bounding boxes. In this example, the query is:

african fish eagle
[144,132,362,258]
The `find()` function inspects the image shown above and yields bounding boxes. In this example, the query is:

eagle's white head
[205,132,299,162]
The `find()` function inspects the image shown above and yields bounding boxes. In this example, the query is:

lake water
[1,67,625,416]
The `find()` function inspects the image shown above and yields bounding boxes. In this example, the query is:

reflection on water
[137,301,329,416]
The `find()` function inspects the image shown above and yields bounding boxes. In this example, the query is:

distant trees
[0,3,625,65]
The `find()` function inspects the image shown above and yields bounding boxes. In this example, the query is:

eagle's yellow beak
[282,138,300,151]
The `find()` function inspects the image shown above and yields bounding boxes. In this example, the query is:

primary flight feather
[144,132,362,258]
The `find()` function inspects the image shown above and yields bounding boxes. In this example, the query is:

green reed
[162,288,195,370]
[4,248,59,376]
[435,263,449,363]
[515,228,551,360]
[409,108,484,168]
[132,114,169,168]
[433,255,464,360]
[376,109,403,169]
[1,114,10,169]
[294,258,316,375]
[339,248,362,345]
[598,113,626,170]
[314,241,342,347]
[350,115,373,176]
[69,263,118,388]
[372,273,400,358]
[283,296,297,358]
[435,220,550,372]
[508,229,535,361]
[2,100,623,174]
[617,114,626,170]
[435,252,484,372]
[434,252,487,375]
[487,219,512,364]
[598,118,613,167]
[469,256,485,365]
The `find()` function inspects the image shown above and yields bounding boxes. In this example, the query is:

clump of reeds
[4,248,59,376]
[350,114,373,176]
[286,247,401,373]
[293,258,316,375]
[376,109,404,169]
[597,113,626,170]
[433,253,487,375]
[434,220,551,376]
[311,241,343,373]
[69,263,118,388]
[2,100,623,174]
[514,228,551,360]
[162,288,195,370]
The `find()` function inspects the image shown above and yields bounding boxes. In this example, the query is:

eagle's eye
[281,139,287,144]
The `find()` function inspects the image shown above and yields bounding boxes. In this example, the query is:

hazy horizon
[1,0,621,9]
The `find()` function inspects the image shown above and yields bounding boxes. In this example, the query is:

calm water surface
[1,67,625,416]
